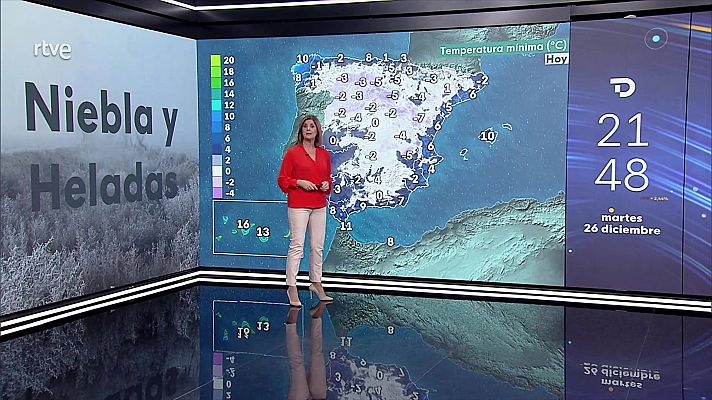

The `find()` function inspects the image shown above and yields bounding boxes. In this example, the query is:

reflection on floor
[1,285,710,400]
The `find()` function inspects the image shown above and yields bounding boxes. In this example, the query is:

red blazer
[277,144,332,208]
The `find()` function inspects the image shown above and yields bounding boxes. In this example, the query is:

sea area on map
[324,324,559,400]
[345,24,569,246]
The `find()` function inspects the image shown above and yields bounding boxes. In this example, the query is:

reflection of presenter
[278,115,333,307]
[285,303,328,400]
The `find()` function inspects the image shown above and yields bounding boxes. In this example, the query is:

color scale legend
[210,54,223,199]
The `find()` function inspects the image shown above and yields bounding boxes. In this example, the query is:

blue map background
[198,24,569,275]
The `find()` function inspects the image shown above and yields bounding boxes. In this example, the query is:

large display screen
[565,13,710,294]
[197,12,710,295]
[0,1,199,314]
[198,23,571,286]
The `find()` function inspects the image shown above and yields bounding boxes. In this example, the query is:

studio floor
[2,285,711,400]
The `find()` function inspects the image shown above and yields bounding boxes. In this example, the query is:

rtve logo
[33,40,71,60]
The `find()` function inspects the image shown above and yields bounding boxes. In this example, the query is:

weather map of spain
[292,53,488,222]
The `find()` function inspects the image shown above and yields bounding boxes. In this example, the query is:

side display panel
[198,24,570,285]
[683,11,712,296]
[566,14,693,293]
[0,2,199,314]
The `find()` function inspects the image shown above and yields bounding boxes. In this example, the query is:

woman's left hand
[320,181,329,192]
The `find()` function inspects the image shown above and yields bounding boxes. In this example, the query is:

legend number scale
[211,54,237,199]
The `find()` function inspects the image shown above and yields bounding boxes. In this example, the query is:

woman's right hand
[296,179,318,191]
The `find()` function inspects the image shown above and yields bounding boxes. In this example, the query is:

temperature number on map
[235,218,272,238]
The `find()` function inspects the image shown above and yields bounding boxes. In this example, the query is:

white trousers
[286,207,326,286]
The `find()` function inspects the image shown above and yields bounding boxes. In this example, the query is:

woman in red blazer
[278,115,333,307]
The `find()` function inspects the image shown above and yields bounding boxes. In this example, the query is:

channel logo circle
[645,28,668,50]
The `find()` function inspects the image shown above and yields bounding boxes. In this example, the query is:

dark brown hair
[295,115,323,147]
